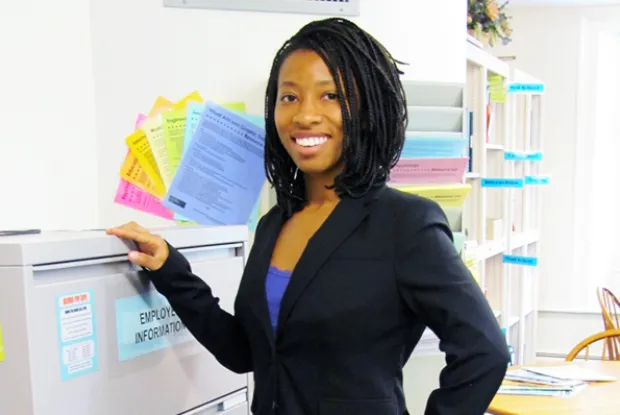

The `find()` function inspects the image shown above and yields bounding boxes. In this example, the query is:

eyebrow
[279,80,335,88]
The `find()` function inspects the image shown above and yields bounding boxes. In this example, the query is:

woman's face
[274,49,344,177]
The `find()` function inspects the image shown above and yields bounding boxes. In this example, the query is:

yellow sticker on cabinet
[0,324,5,361]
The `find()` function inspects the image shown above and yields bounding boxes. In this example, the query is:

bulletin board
[163,0,360,17]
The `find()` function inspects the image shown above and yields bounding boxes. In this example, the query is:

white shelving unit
[504,67,545,365]
[464,42,546,366]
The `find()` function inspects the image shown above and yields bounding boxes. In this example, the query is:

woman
[107,18,509,415]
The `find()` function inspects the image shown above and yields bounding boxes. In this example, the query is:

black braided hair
[264,17,408,216]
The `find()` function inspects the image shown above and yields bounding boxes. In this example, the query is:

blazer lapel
[244,210,285,347]
[275,188,383,337]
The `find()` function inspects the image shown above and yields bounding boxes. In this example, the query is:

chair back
[566,328,620,361]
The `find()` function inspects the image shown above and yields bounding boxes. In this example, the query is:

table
[488,361,620,415]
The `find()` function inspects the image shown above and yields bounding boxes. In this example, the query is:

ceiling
[509,0,620,7]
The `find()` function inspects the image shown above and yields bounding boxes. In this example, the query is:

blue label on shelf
[504,151,543,161]
[524,176,550,185]
[502,255,538,267]
[508,83,545,94]
[481,178,524,188]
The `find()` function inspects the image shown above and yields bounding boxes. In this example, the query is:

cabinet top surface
[0,225,248,267]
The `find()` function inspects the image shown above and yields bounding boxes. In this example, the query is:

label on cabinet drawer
[115,291,194,361]
[56,290,99,380]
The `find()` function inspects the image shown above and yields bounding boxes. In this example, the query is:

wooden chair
[596,287,620,359]
[565,328,620,361]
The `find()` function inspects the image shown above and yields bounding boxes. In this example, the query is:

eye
[323,92,339,101]
[279,94,297,103]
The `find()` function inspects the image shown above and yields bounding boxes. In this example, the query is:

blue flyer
[56,290,99,381]
[165,101,266,226]
[115,291,195,361]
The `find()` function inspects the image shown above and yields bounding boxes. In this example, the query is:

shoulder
[376,187,450,235]
[253,204,282,235]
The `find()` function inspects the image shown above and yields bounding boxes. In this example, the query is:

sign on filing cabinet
[115,290,193,361]
[56,290,99,381]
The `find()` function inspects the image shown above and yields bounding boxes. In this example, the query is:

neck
[304,172,340,206]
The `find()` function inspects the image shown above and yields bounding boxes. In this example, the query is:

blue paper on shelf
[502,255,538,267]
[504,151,543,161]
[481,178,524,188]
[401,136,469,159]
[525,175,550,185]
[164,101,266,226]
[508,83,545,94]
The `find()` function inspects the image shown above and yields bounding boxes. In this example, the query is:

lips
[295,136,328,147]
[291,134,329,157]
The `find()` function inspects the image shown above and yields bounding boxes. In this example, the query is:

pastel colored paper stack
[114,92,263,230]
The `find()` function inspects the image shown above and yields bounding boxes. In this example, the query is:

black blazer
[148,185,509,415]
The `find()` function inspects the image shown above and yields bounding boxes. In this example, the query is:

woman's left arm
[394,200,510,415]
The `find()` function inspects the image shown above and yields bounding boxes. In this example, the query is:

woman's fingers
[105,226,152,245]
[105,223,169,271]
[128,250,162,270]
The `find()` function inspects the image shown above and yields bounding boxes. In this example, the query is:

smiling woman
[107,17,509,415]
[264,18,408,216]
[275,50,344,177]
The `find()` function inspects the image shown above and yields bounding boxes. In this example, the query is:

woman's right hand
[105,222,169,271]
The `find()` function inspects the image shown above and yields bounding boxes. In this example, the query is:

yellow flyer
[393,184,472,209]
[126,130,167,198]
[0,323,5,361]
[119,151,159,195]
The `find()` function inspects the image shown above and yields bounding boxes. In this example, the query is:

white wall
[492,5,620,357]
[0,0,99,231]
[0,0,466,232]
[92,0,467,229]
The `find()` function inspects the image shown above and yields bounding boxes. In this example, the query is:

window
[573,20,620,310]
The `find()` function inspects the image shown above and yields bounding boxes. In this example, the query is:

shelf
[511,68,545,91]
[486,143,505,151]
[402,81,464,107]
[407,106,464,133]
[507,316,520,328]
[475,239,505,261]
[509,230,539,250]
[466,42,510,77]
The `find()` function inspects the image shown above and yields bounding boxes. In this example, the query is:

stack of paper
[497,366,613,397]
[390,133,471,209]
[114,92,265,231]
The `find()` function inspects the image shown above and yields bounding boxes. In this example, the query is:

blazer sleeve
[394,200,510,415]
[145,219,269,374]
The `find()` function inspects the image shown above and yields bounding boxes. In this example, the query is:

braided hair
[264,18,408,216]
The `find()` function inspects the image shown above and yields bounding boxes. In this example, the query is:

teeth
[295,136,328,147]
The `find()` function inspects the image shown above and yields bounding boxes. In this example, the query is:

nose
[293,98,322,127]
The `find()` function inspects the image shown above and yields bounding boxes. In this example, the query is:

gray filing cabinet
[0,226,251,415]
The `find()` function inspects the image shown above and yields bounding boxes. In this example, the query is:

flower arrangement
[467,0,512,47]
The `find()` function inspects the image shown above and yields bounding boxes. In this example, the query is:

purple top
[265,266,292,333]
